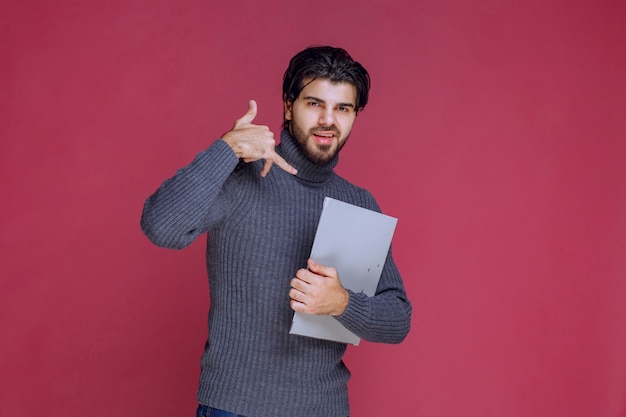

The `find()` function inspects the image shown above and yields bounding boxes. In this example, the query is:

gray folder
[289,197,398,345]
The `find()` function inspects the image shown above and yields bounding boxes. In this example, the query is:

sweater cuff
[334,290,369,329]
[196,138,239,171]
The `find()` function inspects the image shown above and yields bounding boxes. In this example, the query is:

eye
[308,101,320,107]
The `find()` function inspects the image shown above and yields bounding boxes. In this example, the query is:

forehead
[298,78,357,105]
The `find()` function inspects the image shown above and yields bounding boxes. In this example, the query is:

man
[141,46,411,417]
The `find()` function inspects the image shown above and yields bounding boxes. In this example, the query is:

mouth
[311,130,337,145]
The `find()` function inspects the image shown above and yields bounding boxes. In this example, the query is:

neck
[277,130,338,183]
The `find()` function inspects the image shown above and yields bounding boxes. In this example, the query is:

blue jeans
[196,403,348,417]
[196,404,246,417]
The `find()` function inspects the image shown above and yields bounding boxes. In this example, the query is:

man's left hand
[289,259,349,316]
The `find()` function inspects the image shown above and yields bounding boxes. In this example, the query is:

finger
[291,275,312,293]
[234,99,257,128]
[267,151,298,176]
[257,151,297,177]
[290,299,307,313]
[289,285,308,301]
[260,159,273,177]
[295,268,315,284]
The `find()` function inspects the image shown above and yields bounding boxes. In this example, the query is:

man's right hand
[222,100,297,177]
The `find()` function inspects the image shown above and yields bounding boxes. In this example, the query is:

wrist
[331,289,350,317]
[221,133,241,158]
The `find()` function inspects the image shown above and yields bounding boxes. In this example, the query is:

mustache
[310,126,340,135]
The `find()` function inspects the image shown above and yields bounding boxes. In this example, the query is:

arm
[290,253,411,344]
[140,100,297,249]
[140,139,239,249]
[335,250,412,344]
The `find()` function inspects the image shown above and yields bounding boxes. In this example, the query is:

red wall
[2,1,625,416]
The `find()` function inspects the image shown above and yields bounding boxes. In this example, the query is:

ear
[284,100,293,121]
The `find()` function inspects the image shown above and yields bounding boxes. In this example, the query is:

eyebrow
[303,95,355,109]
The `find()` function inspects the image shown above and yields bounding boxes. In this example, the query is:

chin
[305,149,336,165]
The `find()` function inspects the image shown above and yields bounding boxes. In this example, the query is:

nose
[318,107,335,127]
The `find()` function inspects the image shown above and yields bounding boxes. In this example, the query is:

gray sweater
[141,130,411,417]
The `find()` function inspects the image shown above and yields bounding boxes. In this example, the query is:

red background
[2,1,625,416]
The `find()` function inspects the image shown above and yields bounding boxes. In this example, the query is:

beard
[289,122,350,166]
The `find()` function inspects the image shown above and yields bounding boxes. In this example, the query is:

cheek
[339,115,356,131]
[298,110,318,127]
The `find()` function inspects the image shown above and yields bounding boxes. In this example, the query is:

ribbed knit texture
[141,131,411,417]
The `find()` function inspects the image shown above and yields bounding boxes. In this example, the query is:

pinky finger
[272,153,298,176]
[290,299,306,313]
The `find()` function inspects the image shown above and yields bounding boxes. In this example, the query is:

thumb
[237,99,257,126]
[308,259,336,278]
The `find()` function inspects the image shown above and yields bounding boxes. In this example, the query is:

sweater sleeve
[140,139,240,249]
[334,248,412,344]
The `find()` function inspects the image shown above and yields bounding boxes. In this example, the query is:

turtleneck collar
[276,129,338,183]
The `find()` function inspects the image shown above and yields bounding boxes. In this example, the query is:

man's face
[284,78,357,165]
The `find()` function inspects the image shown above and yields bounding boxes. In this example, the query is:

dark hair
[282,46,370,129]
